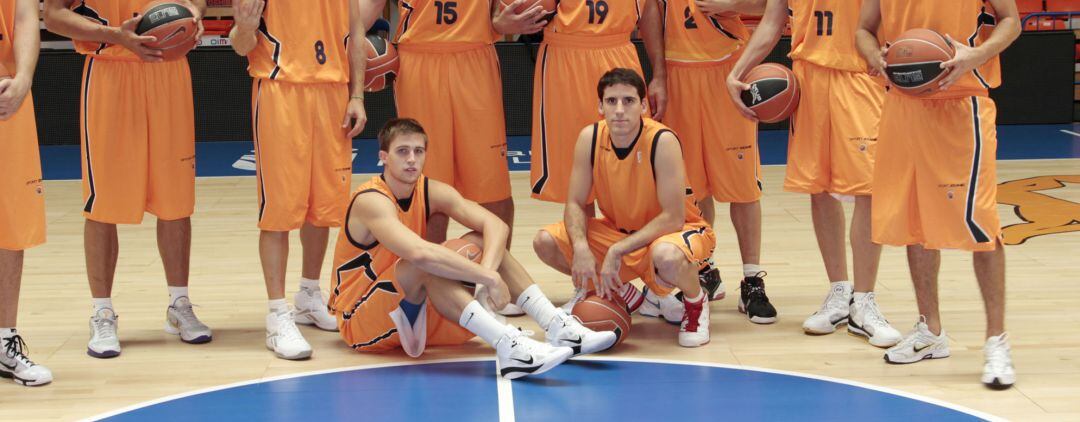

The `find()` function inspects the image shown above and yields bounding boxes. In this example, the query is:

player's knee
[651,243,686,273]
[532,230,557,257]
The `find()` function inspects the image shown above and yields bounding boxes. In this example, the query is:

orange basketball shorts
[0,94,45,251]
[530,32,644,203]
[540,219,716,296]
[394,43,511,204]
[337,261,475,356]
[79,57,195,224]
[786,60,885,196]
[252,80,352,231]
[666,57,762,203]
[872,94,1001,252]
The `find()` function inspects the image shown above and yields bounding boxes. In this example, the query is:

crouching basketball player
[331,119,616,379]
[533,69,716,348]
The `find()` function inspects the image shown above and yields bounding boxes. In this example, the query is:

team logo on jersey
[998,175,1080,245]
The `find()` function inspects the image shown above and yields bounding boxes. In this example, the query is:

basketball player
[533,69,715,347]
[229,0,367,360]
[856,0,1019,388]
[0,0,52,386]
[663,0,781,325]
[43,0,211,358]
[726,0,900,342]
[331,119,616,378]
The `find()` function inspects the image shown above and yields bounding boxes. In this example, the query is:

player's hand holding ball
[938,34,985,91]
[599,247,624,300]
[571,246,601,297]
[726,71,757,120]
[111,15,164,62]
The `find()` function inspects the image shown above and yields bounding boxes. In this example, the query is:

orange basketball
[0,63,10,79]
[364,33,399,92]
[442,238,482,263]
[572,294,631,347]
[740,63,800,123]
[885,28,956,97]
[136,1,198,61]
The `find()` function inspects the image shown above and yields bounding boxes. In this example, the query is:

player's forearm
[188,0,207,15]
[229,26,259,56]
[12,0,40,85]
[854,28,880,67]
[347,33,368,97]
[477,219,509,272]
[973,15,1019,64]
[639,1,666,79]
[359,0,388,31]
[730,0,766,15]
[413,243,500,287]
[730,0,785,79]
[42,1,119,44]
[610,212,682,256]
[564,202,592,255]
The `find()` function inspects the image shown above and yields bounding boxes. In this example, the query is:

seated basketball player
[533,69,715,348]
[330,119,616,379]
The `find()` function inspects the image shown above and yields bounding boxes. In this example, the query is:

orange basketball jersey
[1,0,15,68]
[248,0,349,83]
[592,118,705,233]
[880,0,1001,98]
[70,0,161,59]
[662,0,747,62]
[548,0,641,36]
[788,0,869,72]
[330,175,429,317]
[396,0,499,45]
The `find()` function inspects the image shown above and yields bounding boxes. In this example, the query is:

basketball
[740,63,800,123]
[0,63,10,79]
[364,33,399,92]
[136,1,198,61]
[885,28,955,97]
[497,0,556,15]
[443,238,482,263]
[572,294,631,347]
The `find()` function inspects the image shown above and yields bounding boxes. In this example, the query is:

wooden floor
[8,160,1080,421]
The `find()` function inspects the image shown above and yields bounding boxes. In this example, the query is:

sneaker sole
[738,302,777,324]
[847,327,899,348]
[883,351,950,364]
[294,315,340,332]
[678,337,710,348]
[982,377,1015,390]
[501,348,573,380]
[165,322,214,344]
[266,343,312,360]
[87,348,120,359]
[709,291,726,301]
[0,370,51,387]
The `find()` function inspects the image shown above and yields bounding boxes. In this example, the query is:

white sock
[168,286,189,305]
[743,264,762,278]
[299,277,320,291]
[92,298,114,314]
[0,328,14,338]
[268,298,289,313]
[516,284,560,331]
[683,289,705,304]
[459,300,513,346]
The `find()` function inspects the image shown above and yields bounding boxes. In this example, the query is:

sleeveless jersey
[880,0,1001,98]
[662,0,747,62]
[248,0,349,83]
[1,0,15,68]
[547,0,641,36]
[788,0,868,72]
[592,118,705,233]
[330,175,430,316]
[396,0,499,45]
[70,0,160,59]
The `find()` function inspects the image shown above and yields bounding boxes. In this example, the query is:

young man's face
[379,133,427,185]
[598,83,644,137]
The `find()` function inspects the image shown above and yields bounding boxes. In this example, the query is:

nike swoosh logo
[829,315,847,325]
[564,337,582,345]
[511,356,534,365]
[0,361,15,370]
[463,312,475,327]
[914,344,930,353]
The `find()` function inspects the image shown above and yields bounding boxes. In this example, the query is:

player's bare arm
[695,0,766,18]
[229,0,263,56]
[854,0,885,76]
[0,0,39,121]
[726,0,788,119]
[43,0,164,62]
[492,0,550,35]
[344,0,369,138]
[359,0,390,31]
[938,0,1019,90]
[564,125,601,297]
[426,180,511,272]
[598,132,686,294]
[638,0,667,120]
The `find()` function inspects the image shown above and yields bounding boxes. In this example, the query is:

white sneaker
[87,307,121,358]
[294,288,339,332]
[638,287,684,325]
[496,303,526,317]
[802,282,852,334]
[496,326,573,380]
[982,333,1016,389]
[848,293,902,347]
[678,294,710,347]
[165,297,213,344]
[884,317,950,364]
[266,308,313,360]
[0,332,53,386]
[559,286,587,314]
[545,310,617,356]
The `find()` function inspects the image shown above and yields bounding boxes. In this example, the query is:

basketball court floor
[7,124,1080,421]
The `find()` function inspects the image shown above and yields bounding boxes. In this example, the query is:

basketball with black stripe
[740,63,800,123]
[572,295,631,348]
[885,28,955,97]
[136,1,198,61]
[364,33,399,92]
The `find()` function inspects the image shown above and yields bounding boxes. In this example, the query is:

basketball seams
[579,300,631,329]
[890,38,952,62]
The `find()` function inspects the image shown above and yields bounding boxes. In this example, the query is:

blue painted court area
[94,359,990,422]
[37,124,1080,181]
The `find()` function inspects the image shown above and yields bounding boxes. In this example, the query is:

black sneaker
[738,272,777,324]
[699,264,725,301]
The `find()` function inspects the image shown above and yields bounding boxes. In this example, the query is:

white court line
[83,356,1002,422]
[1061,129,1080,137]
[495,362,516,422]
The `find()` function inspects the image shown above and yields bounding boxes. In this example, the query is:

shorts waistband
[542,31,632,48]
[397,42,492,53]
[665,55,735,68]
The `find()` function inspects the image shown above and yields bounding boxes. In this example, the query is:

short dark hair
[378,118,428,151]
[597,68,646,100]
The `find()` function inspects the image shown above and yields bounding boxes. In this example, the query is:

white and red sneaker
[678,293,710,347]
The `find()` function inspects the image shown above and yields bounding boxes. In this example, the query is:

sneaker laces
[275,309,306,342]
[985,334,1012,368]
[171,299,205,328]
[2,335,35,367]
[92,313,118,339]
[739,272,769,303]
[818,284,849,314]
[681,298,703,332]
[857,293,889,328]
